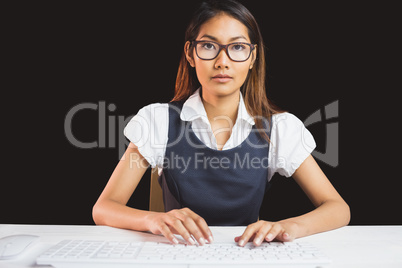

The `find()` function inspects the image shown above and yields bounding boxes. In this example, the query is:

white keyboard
[37,239,331,267]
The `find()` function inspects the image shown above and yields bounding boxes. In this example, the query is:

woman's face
[186,13,256,100]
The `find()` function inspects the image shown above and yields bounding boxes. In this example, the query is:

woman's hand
[146,208,213,246]
[235,220,299,247]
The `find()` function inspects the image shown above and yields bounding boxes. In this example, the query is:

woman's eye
[232,44,246,51]
[202,42,216,50]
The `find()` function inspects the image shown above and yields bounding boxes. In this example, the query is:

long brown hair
[172,0,284,141]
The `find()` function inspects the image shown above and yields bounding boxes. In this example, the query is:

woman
[93,0,350,247]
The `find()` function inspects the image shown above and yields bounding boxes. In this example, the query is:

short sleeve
[123,103,169,168]
[268,112,316,180]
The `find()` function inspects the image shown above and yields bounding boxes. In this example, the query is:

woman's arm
[92,142,154,231]
[92,142,213,245]
[235,154,350,246]
[284,154,351,237]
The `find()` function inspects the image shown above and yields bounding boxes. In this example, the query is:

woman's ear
[250,44,257,69]
[185,41,195,68]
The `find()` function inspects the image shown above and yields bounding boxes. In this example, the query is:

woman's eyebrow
[199,34,248,42]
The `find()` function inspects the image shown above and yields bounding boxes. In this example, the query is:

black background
[2,1,400,226]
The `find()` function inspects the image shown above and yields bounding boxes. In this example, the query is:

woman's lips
[212,74,233,83]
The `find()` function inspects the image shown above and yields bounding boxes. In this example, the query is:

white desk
[0,224,401,268]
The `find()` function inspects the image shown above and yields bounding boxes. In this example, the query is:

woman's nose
[214,49,230,69]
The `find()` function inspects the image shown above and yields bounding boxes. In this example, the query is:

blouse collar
[180,88,255,126]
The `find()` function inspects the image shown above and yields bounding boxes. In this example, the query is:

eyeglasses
[192,40,256,62]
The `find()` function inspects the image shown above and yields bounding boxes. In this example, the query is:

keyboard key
[37,239,331,266]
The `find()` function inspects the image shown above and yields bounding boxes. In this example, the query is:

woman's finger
[281,231,293,241]
[167,216,196,245]
[159,222,179,245]
[276,221,298,242]
[179,208,213,243]
[181,217,207,245]
[264,223,284,242]
[237,222,264,247]
[253,222,273,246]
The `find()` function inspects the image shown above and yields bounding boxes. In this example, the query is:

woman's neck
[201,89,240,127]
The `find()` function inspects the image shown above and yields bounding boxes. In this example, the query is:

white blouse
[124,89,316,181]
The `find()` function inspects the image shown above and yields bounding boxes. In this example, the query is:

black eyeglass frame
[191,40,256,62]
